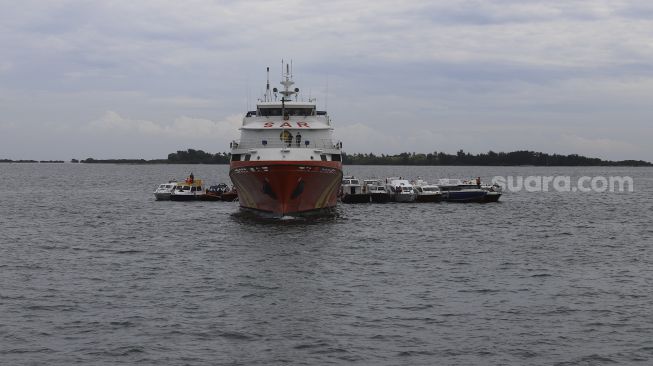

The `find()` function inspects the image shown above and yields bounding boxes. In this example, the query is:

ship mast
[265,67,270,102]
[279,61,299,119]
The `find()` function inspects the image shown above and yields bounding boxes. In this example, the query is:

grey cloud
[1,0,652,161]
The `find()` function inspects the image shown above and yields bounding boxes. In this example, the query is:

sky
[1,0,652,161]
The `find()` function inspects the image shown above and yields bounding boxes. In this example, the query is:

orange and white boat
[229,63,343,217]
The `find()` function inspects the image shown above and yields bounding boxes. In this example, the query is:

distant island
[0,159,65,163]
[2,149,651,166]
[343,150,652,166]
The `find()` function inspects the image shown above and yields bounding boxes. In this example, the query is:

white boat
[228,63,343,216]
[412,178,443,203]
[154,181,176,200]
[340,176,370,203]
[385,177,416,202]
[363,179,390,203]
[170,175,204,201]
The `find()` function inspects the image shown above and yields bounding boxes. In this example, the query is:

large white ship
[229,64,343,216]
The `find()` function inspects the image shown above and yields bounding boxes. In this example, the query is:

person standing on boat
[476,176,481,187]
[189,172,194,183]
[295,132,302,147]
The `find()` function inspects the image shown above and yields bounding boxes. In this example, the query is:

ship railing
[230,138,342,150]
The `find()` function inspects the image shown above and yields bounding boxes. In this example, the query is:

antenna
[266,67,270,102]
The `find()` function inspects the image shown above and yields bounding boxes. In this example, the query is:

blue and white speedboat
[435,179,488,203]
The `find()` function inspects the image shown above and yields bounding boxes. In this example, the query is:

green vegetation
[81,158,166,164]
[167,149,230,164]
[77,149,229,164]
[4,149,650,166]
[341,150,652,166]
[1,159,38,163]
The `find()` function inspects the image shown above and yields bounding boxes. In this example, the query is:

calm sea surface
[1,163,652,365]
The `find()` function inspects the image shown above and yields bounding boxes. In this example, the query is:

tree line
[48,148,652,166]
[73,149,228,164]
[341,150,651,166]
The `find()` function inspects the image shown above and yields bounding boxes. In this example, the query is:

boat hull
[392,193,416,202]
[370,193,390,203]
[341,194,371,203]
[415,193,443,203]
[443,190,487,203]
[154,192,171,201]
[169,194,200,201]
[482,192,502,203]
[199,192,238,202]
[229,161,342,216]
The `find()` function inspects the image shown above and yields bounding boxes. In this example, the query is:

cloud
[0,121,18,131]
[1,1,653,161]
[87,111,241,140]
[560,134,639,158]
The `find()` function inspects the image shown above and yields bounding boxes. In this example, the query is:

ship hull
[229,161,343,217]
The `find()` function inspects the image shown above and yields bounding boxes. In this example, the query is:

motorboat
[385,177,416,202]
[340,176,370,203]
[474,179,503,202]
[363,179,390,203]
[200,183,239,202]
[229,63,342,217]
[457,178,503,203]
[412,178,443,203]
[154,181,176,200]
[435,178,487,203]
[170,175,204,201]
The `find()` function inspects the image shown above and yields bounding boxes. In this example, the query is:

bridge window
[259,107,314,116]
[259,108,282,116]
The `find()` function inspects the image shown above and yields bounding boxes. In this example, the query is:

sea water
[1,163,652,365]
